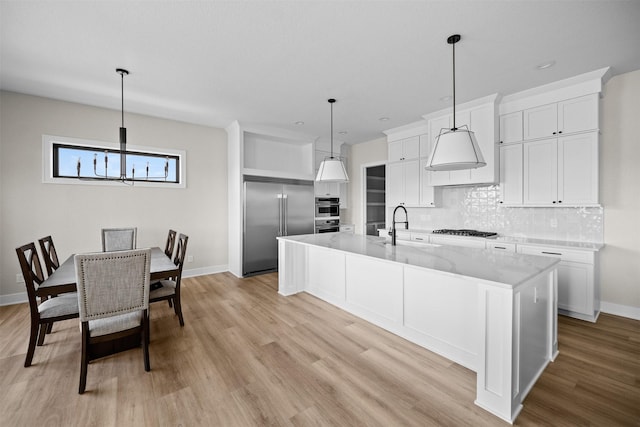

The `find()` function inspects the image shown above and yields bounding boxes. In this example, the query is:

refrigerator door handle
[277,193,283,236]
[283,194,288,236]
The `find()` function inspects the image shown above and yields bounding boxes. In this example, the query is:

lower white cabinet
[517,244,598,322]
[486,241,516,252]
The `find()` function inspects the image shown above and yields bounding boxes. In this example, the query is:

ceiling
[2,1,640,145]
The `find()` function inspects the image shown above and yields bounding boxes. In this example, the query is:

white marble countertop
[278,233,559,288]
[379,228,604,251]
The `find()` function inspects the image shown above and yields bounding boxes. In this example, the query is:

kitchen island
[277,233,559,424]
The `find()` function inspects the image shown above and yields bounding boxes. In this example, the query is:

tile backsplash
[387,185,603,243]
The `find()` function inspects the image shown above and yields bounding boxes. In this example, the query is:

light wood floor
[1,272,638,426]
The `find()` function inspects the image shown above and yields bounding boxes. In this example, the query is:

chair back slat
[164,229,177,258]
[16,243,45,315]
[74,248,151,322]
[38,236,60,276]
[102,227,137,252]
[174,234,189,274]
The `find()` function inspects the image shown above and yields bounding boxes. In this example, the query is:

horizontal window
[43,135,186,188]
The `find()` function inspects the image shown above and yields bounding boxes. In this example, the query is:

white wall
[0,91,228,300]
[600,69,640,310]
[345,137,388,234]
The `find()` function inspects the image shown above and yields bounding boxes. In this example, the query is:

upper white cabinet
[499,111,523,144]
[424,95,499,187]
[523,132,598,206]
[499,143,523,205]
[243,131,314,179]
[523,94,599,141]
[386,159,420,207]
[388,136,420,162]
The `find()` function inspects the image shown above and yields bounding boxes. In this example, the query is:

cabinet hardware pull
[552,132,557,135]
[542,251,562,255]
[558,131,563,134]
[495,246,506,249]
[415,238,423,241]
[552,201,556,203]
[558,200,562,203]
[499,201,503,204]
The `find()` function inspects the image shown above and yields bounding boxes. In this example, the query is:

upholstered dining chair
[16,242,79,367]
[74,248,151,394]
[150,233,188,326]
[164,229,177,258]
[38,235,60,276]
[101,227,137,251]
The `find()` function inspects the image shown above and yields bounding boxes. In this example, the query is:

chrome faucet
[391,204,409,246]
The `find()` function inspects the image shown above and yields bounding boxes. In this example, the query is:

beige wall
[600,69,640,308]
[345,137,388,234]
[0,91,228,298]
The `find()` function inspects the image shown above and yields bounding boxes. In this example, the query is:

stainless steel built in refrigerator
[243,178,315,276]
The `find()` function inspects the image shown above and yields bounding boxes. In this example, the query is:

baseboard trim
[600,302,640,321]
[0,265,229,307]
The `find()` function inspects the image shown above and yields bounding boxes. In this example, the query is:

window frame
[42,134,187,188]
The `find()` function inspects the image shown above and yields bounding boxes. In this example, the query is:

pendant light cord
[452,38,456,130]
[328,98,336,159]
[121,71,124,128]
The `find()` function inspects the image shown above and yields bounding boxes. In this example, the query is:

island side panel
[277,239,308,296]
[307,245,346,304]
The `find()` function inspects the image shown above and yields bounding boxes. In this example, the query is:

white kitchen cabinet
[517,244,598,322]
[523,94,598,141]
[523,132,598,206]
[486,241,516,252]
[388,136,420,162]
[419,159,436,206]
[499,143,523,205]
[386,159,420,207]
[499,111,523,144]
[430,235,487,249]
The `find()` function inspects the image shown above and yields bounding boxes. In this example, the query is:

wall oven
[315,197,340,218]
[315,219,340,233]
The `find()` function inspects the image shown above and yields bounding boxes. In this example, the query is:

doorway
[364,165,386,235]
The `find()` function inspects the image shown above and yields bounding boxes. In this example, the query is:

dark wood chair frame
[16,242,79,367]
[164,229,177,258]
[150,233,188,326]
[38,235,60,276]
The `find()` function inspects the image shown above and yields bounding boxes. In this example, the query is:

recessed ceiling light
[440,95,452,102]
[294,121,304,125]
[338,131,348,135]
[378,117,390,122]
[536,60,556,70]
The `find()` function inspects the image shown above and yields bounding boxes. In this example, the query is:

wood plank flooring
[1,272,638,426]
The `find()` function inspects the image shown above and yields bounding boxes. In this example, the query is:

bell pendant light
[425,34,486,171]
[315,98,349,182]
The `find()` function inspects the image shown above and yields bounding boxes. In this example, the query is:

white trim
[600,301,640,321]
[42,134,187,188]
[0,292,28,306]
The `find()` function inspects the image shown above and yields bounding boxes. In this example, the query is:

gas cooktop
[432,229,498,238]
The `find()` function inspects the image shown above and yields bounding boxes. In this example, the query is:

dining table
[37,247,178,298]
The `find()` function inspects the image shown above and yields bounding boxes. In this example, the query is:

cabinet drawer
[517,245,593,264]
[430,235,486,249]
[486,242,516,252]
[410,234,430,243]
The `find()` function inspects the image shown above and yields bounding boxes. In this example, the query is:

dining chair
[16,242,79,367]
[150,233,188,326]
[74,248,151,394]
[38,235,60,276]
[164,229,177,258]
[101,227,137,251]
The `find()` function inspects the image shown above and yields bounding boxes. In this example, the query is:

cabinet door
[420,158,435,206]
[315,181,339,197]
[499,143,523,205]
[403,160,420,206]
[500,111,523,144]
[419,134,431,158]
[469,105,497,185]
[524,103,558,140]
[523,138,557,205]
[403,136,420,160]
[557,132,598,205]
[427,115,452,185]
[558,94,598,135]
[386,162,404,206]
[388,140,404,162]
[557,261,593,315]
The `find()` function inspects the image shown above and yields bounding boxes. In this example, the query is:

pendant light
[425,34,486,171]
[315,98,349,182]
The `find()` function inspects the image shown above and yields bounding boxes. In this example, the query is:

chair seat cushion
[149,280,177,299]
[88,311,142,337]
[39,294,79,319]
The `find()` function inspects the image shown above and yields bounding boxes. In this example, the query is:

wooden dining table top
[37,247,179,297]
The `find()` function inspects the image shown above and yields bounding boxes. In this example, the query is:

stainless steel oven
[315,219,340,233]
[315,197,340,218]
